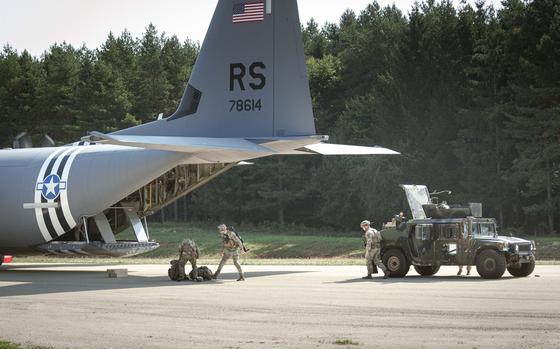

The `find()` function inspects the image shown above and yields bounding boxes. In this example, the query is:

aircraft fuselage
[0,145,186,253]
[0,136,323,255]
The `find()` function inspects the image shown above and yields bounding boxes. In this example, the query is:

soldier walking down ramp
[361,220,389,279]
[168,239,201,281]
[213,224,245,281]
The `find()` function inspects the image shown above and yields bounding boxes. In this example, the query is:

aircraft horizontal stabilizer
[302,143,400,156]
[87,132,275,155]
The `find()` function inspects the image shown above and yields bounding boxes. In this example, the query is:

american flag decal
[232,2,265,23]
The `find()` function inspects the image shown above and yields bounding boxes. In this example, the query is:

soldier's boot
[382,270,389,279]
[362,274,373,279]
[212,269,221,280]
[457,269,462,276]
[237,273,245,282]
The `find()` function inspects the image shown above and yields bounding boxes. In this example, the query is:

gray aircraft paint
[0,146,184,252]
[113,0,315,138]
[0,0,399,256]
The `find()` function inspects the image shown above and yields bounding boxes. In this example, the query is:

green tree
[98,30,139,96]
[502,0,560,234]
[161,36,199,116]
[133,24,172,121]
[36,43,82,143]
[72,50,138,137]
[0,47,43,146]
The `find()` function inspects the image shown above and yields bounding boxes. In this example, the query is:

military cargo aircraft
[0,0,398,260]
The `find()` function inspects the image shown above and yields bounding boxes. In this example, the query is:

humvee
[380,185,536,279]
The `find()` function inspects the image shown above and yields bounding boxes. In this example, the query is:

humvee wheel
[476,250,506,279]
[413,265,440,276]
[382,249,409,277]
[507,259,535,277]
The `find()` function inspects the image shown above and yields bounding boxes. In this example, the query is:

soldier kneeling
[168,239,201,282]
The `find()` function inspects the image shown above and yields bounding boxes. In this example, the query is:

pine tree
[502,0,560,234]
[37,43,82,144]
[161,36,199,116]
[133,24,173,121]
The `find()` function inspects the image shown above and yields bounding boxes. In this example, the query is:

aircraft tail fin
[114,0,315,139]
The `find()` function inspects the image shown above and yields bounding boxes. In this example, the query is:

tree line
[0,0,558,235]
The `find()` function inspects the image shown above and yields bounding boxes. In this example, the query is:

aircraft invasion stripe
[35,147,81,240]
[45,147,76,236]
[42,154,59,186]
[56,151,71,177]
[41,208,58,240]
[53,149,76,233]
[34,147,68,242]
[41,148,67,239]
[60,147,86,229]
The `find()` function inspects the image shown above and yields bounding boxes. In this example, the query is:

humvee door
[434,221,471,265]
[400,185,430,219]
[411,224,434,264]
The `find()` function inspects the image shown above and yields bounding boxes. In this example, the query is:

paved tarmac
[1,263,559,349]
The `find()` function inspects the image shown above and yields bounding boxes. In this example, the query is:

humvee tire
[476,249,506,279]
[413,265,440,276]
[507,259,535,277]
[382,249,409,277]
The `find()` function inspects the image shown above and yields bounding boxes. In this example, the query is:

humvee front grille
[518,244,531,252]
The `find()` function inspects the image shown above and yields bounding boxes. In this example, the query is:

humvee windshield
[472,222,496,237]
[415,225,431,240]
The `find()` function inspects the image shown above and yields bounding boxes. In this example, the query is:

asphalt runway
[1,263,559,349]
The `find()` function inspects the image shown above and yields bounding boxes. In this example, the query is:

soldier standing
[361,220,389,279]
[213,224,245,281]
[179,239,201,280]
[458,223,472,276]
[457,265,471,276]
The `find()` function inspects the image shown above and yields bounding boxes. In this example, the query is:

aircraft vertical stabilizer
[113,0,316,139]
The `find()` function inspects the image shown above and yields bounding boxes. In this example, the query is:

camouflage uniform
[364,227,388,277]
[178,239,200,280]
[214,228,245,281]
[190,266,214,280]
[168,260,182,281]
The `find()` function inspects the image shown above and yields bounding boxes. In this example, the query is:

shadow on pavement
[218,270,309,280]
[332,275,518,284]
[0,267,310,298]
[2,264,126,269]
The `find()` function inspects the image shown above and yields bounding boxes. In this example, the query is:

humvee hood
[496,236,531,244]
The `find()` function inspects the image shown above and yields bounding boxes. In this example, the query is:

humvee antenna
[430,190,452,196]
